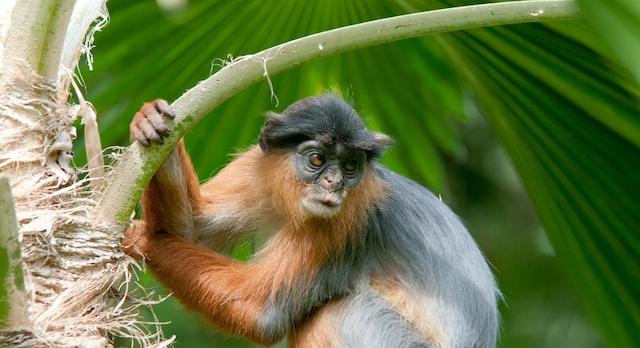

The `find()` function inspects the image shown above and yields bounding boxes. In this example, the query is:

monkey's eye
[308,153,325,167]
[344,159,359,172]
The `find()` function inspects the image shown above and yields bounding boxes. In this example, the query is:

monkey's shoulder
[367,164,476,251]
[369,165,495,283]
[372,164,448,214]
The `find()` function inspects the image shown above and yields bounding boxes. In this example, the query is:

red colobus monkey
[123,94,499,347]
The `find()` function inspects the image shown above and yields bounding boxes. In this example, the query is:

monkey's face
[294,140,366,218]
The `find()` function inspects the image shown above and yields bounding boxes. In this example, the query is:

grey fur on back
[337,165,499,347]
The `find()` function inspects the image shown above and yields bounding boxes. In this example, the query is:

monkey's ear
[366,132,394,159]
[372,132,394,147]
[259,112,283,152]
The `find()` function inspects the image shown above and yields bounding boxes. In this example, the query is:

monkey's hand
[122,220,153,260]
[130,99,176,146]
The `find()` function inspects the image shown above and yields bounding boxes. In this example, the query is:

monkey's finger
[123,220,149,260]
[132,126,151,147]
[131,116,151,147]
[146,110,170,136]
[130,111,145,135]
[141,102,158,117]
[138,117,164,145]
[154,99,176,119]
[141,103,169,135]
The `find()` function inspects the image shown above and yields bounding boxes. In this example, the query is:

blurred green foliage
[76,0,639,347]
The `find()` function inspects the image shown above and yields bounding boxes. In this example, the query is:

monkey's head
[259,93,392,219]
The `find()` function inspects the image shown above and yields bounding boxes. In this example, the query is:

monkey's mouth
[316,195,340,207]
[302,192,344,218]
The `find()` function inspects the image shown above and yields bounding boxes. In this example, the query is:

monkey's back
[335,165,499,348]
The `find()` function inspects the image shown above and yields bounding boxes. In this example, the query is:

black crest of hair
[259,93,392,160]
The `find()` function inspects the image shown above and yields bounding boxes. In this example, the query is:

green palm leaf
[577,0,640,82]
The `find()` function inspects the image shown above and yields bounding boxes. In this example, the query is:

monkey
[123,94,499,347]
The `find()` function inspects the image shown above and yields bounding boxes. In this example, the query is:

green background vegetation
[74,0,639,347]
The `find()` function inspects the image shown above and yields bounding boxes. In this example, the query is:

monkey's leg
[338,290,432,348]
[289,290,433,348]
[289,299,346,348]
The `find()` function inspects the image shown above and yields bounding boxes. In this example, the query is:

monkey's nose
[321,177,334,189]
[320,172,343,191]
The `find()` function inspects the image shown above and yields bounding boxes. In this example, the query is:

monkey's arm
[130,100,202,236]
[132,100,269,245]
[142,140,203,237]
[127,227,303,345]
[189,147,279,248]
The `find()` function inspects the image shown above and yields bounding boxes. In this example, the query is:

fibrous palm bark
[0,1,163,346]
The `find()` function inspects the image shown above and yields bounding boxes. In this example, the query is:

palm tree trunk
[0,1,157,346]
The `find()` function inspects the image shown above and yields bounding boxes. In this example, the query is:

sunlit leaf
[577,0,640,82]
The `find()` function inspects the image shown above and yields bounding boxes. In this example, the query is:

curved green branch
[97,0,580,224]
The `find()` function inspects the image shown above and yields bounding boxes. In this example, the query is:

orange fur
[145,235,273,344]
[289,299,345,348]
[371,276,442,347]
[143,140,202,234]
[129,141,386,345]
